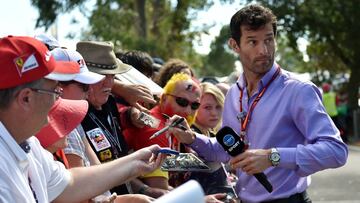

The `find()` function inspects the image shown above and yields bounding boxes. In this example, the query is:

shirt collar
[259,63,278,89]
[237,63,278,91]
[0,122,29,170]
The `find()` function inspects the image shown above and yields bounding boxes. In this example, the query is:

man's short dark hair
[116,50,154,78]
[230,4,277,44]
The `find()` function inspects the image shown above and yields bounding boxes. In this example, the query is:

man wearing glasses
[0,36,164,203]
[123,72,201,193]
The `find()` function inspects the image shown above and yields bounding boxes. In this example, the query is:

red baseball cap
[322,83,331,92]
[0,36,80,89]
[35,98,89,148]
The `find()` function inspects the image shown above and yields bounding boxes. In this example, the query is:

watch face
[271,153,280,162]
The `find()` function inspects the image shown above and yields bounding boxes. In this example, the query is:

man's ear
[228,38,240,52]
[16,88,33,110]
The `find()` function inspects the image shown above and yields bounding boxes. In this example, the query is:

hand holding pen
[165,115,196,145]
[149,117,187,139]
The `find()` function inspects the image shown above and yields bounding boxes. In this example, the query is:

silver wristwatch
[269,148,280,166]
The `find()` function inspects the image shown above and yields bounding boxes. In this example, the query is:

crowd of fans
[0,31,234,203]
[0,4,348,203]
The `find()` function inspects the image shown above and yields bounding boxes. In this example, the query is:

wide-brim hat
[51,48,105,84]
[76,41,132,75]
[35,98,88,148]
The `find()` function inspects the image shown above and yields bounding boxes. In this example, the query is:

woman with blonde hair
[192,82,225,136]
[189,83,232,195]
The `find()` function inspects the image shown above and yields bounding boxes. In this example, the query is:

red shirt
[123,106,177,150]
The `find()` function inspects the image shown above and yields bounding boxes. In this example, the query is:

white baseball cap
[34,33,61,50]
[51,48,105,84]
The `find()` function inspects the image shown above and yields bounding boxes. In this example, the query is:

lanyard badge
[236,67,281,148]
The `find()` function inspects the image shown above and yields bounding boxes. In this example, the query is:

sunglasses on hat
[167,94,200,110]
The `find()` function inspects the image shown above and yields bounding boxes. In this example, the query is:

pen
[161,114,187,130]
[221,162,238,199]
[156,148,180,156]
[149,117,185,139]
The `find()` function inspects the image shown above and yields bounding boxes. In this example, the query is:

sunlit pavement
[308,145,360,203]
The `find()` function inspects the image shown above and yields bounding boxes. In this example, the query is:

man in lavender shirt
[169,4,348,203]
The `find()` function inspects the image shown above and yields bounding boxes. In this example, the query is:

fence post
[353,109,360,141]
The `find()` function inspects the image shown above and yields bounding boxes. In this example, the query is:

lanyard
[236,67,281,146]
[89,112,122,155]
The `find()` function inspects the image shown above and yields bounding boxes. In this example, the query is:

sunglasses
[167,94,200,110]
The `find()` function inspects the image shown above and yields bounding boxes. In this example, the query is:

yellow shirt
[142,167,169,179]
[323,92,338,117]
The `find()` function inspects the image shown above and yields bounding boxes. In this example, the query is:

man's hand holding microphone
[167,115,274,193]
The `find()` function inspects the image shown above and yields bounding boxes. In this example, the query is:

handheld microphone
[216,126,273,193]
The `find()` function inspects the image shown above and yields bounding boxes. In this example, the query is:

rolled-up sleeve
[279,83,348,176]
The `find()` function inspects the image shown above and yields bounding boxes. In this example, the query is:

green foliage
[201,25,237,77]
[249,0,360,109]
[31,0,87,28]
[275,33,306,73]
[31,0,239,77]
[31,1,197,59]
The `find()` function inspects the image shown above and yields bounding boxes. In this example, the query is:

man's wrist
[268,148,280,166]
[184,130,196,145]
[191,131,197,143]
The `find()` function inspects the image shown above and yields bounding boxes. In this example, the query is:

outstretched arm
[54,145,164,203]
[112,80,156,112]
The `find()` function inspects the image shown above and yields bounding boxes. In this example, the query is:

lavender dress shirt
[190,64,348,202]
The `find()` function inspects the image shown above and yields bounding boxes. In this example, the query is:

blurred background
[1,0,359,141]
[1,1,360,202]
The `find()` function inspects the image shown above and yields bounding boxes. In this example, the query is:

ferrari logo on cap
[77,59,85,68]
[14,54,39,77]
[15,58,24,68]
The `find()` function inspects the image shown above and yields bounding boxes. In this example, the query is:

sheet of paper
[116,67,163,95]
[154,180,205,203]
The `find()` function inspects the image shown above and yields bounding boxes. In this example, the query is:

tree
[31,0,219,72]
[31,0,88,28]
[275,33,307,73]
[248,0,360,110]
[201,25,237,77]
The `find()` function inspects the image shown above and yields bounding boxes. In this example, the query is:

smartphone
[138,112,160,128]
[161,153,210,172]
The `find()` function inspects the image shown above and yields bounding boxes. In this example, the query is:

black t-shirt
[189,125,229,195]
[81,96,129,194]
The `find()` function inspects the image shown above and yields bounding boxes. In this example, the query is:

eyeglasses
[167,94,200,110]
[31,87,63,99]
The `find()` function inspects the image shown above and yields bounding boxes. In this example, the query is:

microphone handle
[254,173,273,193]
